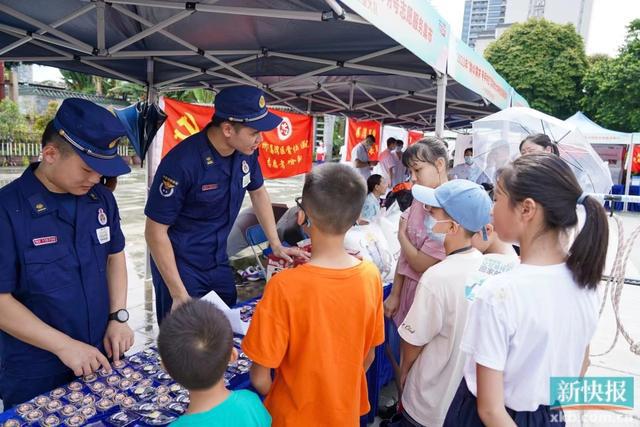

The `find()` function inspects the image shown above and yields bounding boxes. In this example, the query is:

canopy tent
[0,0,511,132]
[565,112,637,208]
[565,112,634,146]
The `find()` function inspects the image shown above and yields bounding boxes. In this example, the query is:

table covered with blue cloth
[0,291,398,426]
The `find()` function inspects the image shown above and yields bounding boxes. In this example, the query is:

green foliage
[163,88,215,104]
[581,19,640,132]
[107,81,146,101]
[484,19,587,119]
[0,98,30,135]
[33,101,59,135]
[332,117,345,158]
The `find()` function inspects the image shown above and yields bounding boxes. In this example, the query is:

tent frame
[0,0,500,132]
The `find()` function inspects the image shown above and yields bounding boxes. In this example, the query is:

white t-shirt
[352,143,371,180]
[399,250,484,427]
[378,149,399,186]
[461,263,600,411]
[465,253,519,302]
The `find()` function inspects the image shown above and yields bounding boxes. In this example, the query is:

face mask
[464,156,474,165]
[423,215,449,243]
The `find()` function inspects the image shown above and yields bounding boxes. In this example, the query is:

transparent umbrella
[472,107,613,194]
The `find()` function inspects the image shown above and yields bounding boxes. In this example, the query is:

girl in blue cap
[444,154,608,427]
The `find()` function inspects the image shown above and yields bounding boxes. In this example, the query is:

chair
[245,224,270,272]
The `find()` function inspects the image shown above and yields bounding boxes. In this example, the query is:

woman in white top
[444,154,608,427]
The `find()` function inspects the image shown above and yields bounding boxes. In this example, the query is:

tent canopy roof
[565,112,633,145]
[0,0,498,129]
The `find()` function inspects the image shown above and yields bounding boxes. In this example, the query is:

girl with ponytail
[445,154,608,427]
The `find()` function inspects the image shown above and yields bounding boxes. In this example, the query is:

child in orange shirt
[242,163,385,427]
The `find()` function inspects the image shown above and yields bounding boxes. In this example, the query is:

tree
[581,20,640,132]
[484,19,587,119]
[33,101,59,135]
[60,70,116,94]
[0,98,30,135]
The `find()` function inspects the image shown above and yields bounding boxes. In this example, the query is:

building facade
[461,0,508,48]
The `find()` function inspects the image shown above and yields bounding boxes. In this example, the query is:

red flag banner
[408,130,424,146]
[160,98,313,179]
[345,118,382,161]
[162,98,214,157]
[632,145,640,175]
[258,110,313,179]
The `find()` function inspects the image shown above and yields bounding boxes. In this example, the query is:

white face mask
[423,215,450,243]
[464,156,474,165]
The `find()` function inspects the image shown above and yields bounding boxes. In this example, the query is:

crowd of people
[0,87,610,427]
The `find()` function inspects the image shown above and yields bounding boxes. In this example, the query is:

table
[0,294,396,426]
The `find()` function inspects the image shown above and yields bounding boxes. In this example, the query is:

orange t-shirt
[242,260,385,427]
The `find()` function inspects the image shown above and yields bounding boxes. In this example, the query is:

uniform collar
[20,163,100,217]
[199,130,243,169]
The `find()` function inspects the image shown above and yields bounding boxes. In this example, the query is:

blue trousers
[151,259,237,324]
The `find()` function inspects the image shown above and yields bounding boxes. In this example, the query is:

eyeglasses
[295,196,311,227]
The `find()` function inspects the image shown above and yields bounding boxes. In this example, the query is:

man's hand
[171,292,191,313]
[271,244,310,264]
[103,321,134,361]
[54,339,112,377]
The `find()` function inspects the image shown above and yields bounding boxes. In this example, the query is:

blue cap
[412,179,492,237]
[213,86,282,131]
[53,98,130,177]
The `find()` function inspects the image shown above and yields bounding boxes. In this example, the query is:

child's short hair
[302,163,366,234]
[158,300,233,390]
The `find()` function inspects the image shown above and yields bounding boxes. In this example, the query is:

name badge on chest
[96,226,111,244]
[242,173,251,188]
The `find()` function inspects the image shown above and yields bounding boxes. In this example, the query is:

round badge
[97,208,108,226]
[277,117,293,141]
[242,160,249,174]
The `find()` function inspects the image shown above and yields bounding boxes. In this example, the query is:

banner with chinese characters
[345,118,382,162]
[341,0,450,74]
[258,110,313,179]
[447,36,512,110]
[160,98,313,179]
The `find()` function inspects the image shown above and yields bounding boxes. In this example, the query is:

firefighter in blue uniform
[0,98,134,407]
[145,86,306,323]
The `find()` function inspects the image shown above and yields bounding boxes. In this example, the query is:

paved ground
[1,166,639,425]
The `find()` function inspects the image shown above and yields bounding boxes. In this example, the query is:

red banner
[408,130,424,146]
[632,145,640,175]
[162,98,214,157]
[258,110,313,179]
[161,98,313,179]
[345,118,382,161]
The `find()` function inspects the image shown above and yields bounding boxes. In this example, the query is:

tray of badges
[1,340,255,427]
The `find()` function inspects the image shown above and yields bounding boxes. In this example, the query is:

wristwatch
[108,309,129,323]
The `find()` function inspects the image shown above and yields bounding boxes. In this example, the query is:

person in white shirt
[351,134,375,180]
[393,139,407,186]
[359,174,386,224]
[444,154,608,427]
[398,179,492,427]
[449,148,491,185]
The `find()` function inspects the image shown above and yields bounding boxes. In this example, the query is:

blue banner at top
[447,36,512,110]
[341,0,450,74]
[510,89,530,108]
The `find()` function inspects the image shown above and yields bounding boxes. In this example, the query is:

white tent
[565,112,637,208]
[565,112,633,146]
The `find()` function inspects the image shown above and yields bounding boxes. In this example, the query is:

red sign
[408,130,424,146]
[632,145,640,175]
[258,110,313,179]
[162,98,213,157]
[161,98,313,179]
[345,118,382,161]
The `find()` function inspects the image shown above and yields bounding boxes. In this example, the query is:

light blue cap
[412,179,492,237]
